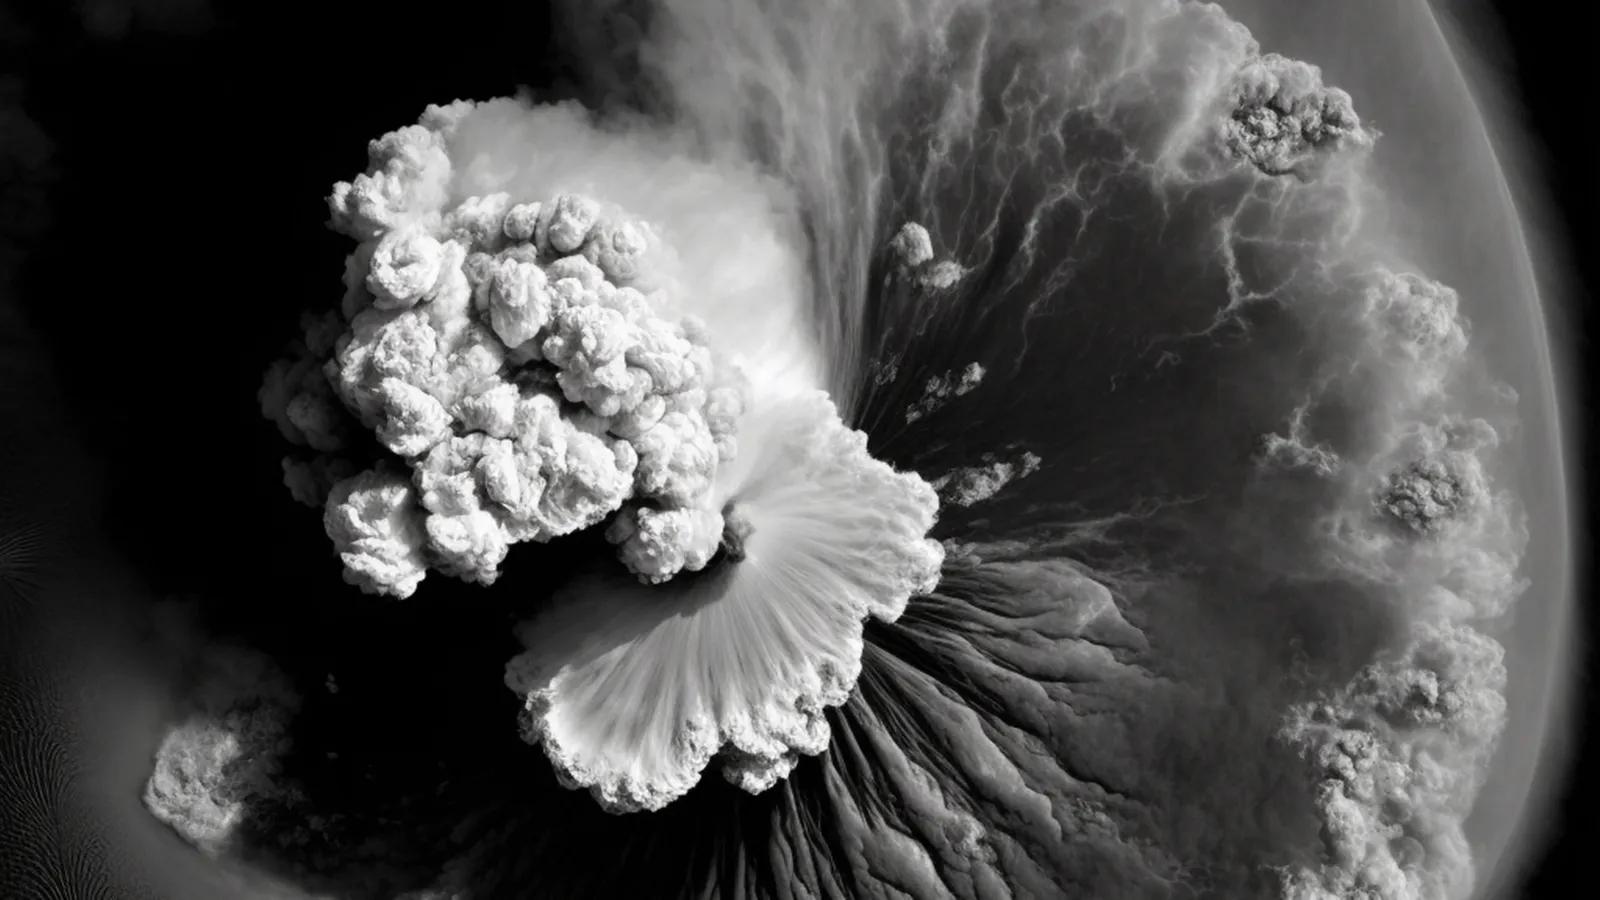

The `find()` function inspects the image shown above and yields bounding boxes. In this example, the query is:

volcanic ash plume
[257,95,944,808]
[201,0,1537,896]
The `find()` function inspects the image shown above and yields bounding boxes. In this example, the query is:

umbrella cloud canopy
[507,390,943,812]
[1,0,1546,898]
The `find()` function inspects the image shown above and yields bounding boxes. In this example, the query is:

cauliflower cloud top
[888,221,970,293]
[261,103,757,596]
[1279,621,1507,900]
[1378,457,1477,536]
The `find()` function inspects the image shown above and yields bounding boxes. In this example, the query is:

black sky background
[0,0,1595,897]
[1480,2,1600,895]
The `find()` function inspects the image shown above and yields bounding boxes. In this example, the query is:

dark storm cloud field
[0,1,1575,899]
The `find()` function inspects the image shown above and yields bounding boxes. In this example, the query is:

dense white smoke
[257,85,945,807]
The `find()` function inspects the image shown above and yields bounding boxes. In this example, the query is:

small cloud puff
[888,221,969,290]
[1221,53,1374,178]
[932,450,1043,507]
[143,645,301,856]
[905,361,986,424]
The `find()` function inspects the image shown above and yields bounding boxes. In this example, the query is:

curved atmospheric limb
[1240,249,1525,900]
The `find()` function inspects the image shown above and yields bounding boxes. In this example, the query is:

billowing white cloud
[505,390,943,811]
